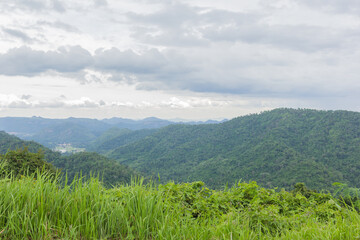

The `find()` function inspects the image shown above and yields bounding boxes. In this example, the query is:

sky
[0,0,359,120]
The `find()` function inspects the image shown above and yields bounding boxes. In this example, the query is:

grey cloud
[0,46,93,76]
[94,0,108,7]
[295,0,360,14]
[0,41,358,99]
[127,2,197,27]
[127,2,352,52]
[2,28,34,43]
[94,48,167,74]
[51,0,65,12]
[0,46,168,77]
[127,3,209,46]
[21,95,32,100]
[202,24,344,52]
[1,0,66,12]
[36,21,80,33]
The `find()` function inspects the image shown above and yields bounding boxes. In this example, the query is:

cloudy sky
[0,0,359,120]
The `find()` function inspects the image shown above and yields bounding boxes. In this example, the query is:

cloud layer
[1,0,360,118]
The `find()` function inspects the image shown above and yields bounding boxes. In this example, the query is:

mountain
[107,108,360,190]
[101,117,174,130]
[0,131,139,186]
[0,116,224,149]
[87,127,158,154]
[0,116,58,137]
[30,122,99,148]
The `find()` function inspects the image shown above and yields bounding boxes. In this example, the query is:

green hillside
[0,131,139,186]
[53,152,139,186]
[108,108,360,190]
[0,131,61,162]
[87,127,158,154]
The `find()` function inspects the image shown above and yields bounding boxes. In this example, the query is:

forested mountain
[87,128,158,153]
[31,122,99,148]
[0,131,139,186]
[108,108,360,190]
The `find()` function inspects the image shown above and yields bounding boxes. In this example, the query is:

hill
[31,122,99,148]
[0,131,138,186]
[108,108,360,190]
[0,131,61,161]
[52,152,139,186]
[87,128,158,154]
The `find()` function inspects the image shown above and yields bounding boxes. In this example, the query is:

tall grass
[1,171,360,239]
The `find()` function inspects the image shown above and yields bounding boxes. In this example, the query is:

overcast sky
[0,0,359,120]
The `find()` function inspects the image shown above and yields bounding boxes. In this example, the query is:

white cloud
[0,94,32,108]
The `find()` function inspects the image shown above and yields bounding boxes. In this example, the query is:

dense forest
[104,108,360,190]
[87,128,158,154]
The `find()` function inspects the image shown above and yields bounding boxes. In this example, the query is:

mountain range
[0,116,225,148]
[1,108,360,190]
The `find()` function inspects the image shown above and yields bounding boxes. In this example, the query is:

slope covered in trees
[0,131,61,162]
[87,128,158,154]
[108,108,360,190]
[0,131,138,186]
[53,152,139,186]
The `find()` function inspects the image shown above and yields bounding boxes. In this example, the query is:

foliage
[107,108,360,190]
[87,128,157,154]
[1,171,360,239]
[0,148,57,178]
[53,152,139,186]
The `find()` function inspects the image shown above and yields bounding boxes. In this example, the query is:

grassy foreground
[1,169,360,239]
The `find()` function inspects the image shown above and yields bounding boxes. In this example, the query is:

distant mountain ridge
[0,116,225,148]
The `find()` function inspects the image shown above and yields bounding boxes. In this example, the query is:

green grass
[1,167,360,239]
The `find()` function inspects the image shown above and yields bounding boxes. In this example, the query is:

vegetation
[0,131,61,162]
[31,122,100,148]
[2,108,360,239]
[53,152,139,186]
[1,167,360,239]
[0,132,139,186]
[87,128,158,154]
[0,148,57,178]
[107,108,360,190]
